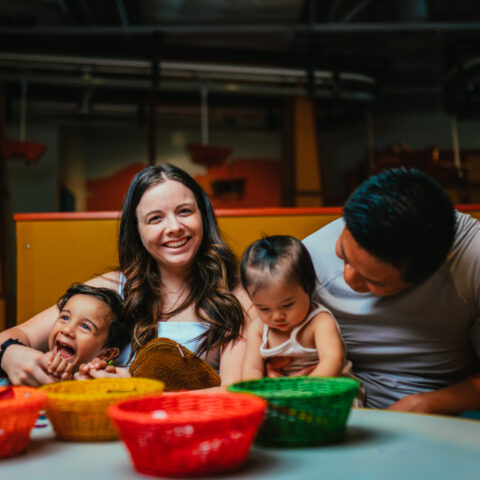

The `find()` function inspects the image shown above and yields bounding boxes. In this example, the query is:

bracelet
[0,338,26,376]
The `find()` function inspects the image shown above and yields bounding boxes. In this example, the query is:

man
[304,168,480,414]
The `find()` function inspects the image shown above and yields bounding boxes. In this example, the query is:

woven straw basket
[41,377,164,441]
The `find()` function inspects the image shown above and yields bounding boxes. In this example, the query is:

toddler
[45,283,131,380]
[241,235,355,382]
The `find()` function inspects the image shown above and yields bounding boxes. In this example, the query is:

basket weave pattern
[0,386,47,458]
[228,376,360,446]
[41,378,164,441]
[108,392,267,477]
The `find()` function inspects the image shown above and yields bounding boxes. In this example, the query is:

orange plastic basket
[0,386,47,459]
[108,392,267,477]
[40,377,164,441]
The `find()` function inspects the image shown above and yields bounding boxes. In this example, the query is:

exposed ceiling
[1,0,480,124]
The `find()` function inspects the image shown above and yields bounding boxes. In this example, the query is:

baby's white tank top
[260,305,331,375]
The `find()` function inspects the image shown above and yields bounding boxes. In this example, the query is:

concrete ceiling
[1,0,480,122]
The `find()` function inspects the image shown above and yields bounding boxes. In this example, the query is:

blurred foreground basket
[108,392,267,477]
[0,386,47,458]
[228,376,360,446]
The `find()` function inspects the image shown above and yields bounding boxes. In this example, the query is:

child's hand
[74,359,112,380]
[74,359,129,380]
[45,351,74,381]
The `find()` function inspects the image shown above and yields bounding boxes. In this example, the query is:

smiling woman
[135,180,204,277]
[0,165,253,388]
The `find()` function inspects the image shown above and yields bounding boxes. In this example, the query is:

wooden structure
[14,207,342,324]
[14,205,480,325]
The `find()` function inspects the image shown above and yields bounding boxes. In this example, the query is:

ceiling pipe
[56,0,74,24]
[0,72,375,102]
[78,0,95,26]
[398,0,428,22]
[19,78,27,141]
[0,52,375,85]
[116,0,130,27]
[342,0,372,23]
[200,85,209,145]
[0,22,479,34]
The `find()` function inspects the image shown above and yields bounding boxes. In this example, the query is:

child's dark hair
[56,283,131,351]
[240,235,317,298]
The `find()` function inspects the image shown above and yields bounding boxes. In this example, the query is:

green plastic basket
[228,376,360,447]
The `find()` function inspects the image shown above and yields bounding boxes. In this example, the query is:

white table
[2,408,479,479]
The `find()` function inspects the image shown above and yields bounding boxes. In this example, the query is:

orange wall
[195,158,282,208]
[86,163,146,211]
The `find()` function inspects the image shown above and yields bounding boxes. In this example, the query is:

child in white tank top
[240,235,357,384]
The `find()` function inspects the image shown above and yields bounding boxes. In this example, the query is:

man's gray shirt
[303,212,480,408]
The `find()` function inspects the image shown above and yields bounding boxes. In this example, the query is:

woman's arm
[308,312,345,377]
[0,271,121,386]
[218,286,256,387]
[0,305,60,386]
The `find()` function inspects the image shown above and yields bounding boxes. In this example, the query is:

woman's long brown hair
[118,164,244,361]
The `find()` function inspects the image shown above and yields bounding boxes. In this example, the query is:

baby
[240,235,353,381]
[45,282,131,380]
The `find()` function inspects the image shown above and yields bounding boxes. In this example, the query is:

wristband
[0,338,26,376]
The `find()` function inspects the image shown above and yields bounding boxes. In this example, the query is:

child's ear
[98,347,119,362]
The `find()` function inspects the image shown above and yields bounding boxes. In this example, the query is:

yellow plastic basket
[40,377,164,441]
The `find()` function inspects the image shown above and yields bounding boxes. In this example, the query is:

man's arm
[387,372,480,415]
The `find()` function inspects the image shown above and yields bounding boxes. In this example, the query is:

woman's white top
[116,274,220,372]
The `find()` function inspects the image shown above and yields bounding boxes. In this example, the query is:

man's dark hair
[57,283,131,351]
[343,168,456,283]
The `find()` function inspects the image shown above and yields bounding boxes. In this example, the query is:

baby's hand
[45,351,74,381]
[266,356,293,377]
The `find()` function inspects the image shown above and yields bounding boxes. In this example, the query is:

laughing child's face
[48,294,116,372]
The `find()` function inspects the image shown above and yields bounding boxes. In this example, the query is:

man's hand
[388,374,480,415]
[387,392,434,413]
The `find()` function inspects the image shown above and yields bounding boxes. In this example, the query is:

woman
[0,164,252,386]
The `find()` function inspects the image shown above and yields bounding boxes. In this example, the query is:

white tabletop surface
[2,408,479,480]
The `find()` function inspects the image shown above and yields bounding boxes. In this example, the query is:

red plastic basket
[108,392,267,477]
[0,386,47,459]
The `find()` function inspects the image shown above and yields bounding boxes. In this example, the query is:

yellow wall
[16,218,119,324]
[15,210,341,324]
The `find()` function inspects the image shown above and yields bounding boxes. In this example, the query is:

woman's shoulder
[85,270,122,290]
